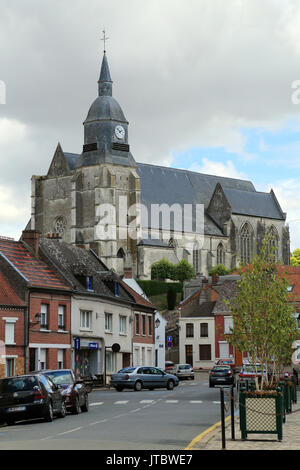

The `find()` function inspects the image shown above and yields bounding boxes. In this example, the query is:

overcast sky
[1,0,300,250]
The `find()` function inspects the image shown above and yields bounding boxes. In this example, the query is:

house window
[186,323,194,338]
[80,310,92,330]
[105,313,113,332]
[199,344,211,361]
[115,282,120,297]
[142,315,146,335]
[217,243,225,265]
[58,305,65,329]
[87,276,94,291]
[106,351,114,373]
[267,226,279,261]
[5,321,15,345]
[224,316,233,334]
[40,304,48,329]
[57,349,64,369]
[5,358,15,377]
[119,315,127,334]
[148,316,152,336]
[135,314,140,335]
[240,223,252,264]
[40,348,47,370]
[200,323,208,338]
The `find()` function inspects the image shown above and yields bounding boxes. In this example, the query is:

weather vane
[101,29,109,53]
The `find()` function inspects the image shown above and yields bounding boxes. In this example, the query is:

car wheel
[71,396,81,415]
[191,376,195,380]
[167,380,174,390]
[44,401,54,422]
[134,380,142,391]
[116,386,124,392]
[81,394,89,412]
[58,400,66,418]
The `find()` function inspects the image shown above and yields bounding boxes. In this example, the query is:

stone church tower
[30,50,290,278]
[31,52,140,274]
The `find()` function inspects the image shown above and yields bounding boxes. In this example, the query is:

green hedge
[135,279,183,297]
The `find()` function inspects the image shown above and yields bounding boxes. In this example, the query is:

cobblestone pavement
[191,390,300,451]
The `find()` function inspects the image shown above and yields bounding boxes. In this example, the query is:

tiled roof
[120,280,155,310]
[0,240,69,290]
[0,272,25,306]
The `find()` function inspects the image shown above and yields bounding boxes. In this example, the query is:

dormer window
[87,276,93,291]
[115,282,119,297]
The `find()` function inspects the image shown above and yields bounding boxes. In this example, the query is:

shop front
[73,337,104,377]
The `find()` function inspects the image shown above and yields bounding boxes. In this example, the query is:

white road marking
[165,400,179,403]
[57,427,82,436]
[90,402,104,406]
[140,400,154,404]
[114,401,129,405]
[89,419,107,426]
[213,401,221,404]
[130,408,141,413]
[189,400,203,404]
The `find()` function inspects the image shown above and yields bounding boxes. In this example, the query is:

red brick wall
[132,311,155,345]
[0,307,26,378]
[29,291,71,370]
[214,314,234,358]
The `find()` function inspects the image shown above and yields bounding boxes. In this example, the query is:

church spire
[98,30,112,96]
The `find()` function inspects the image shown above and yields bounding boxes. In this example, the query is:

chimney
[123,267,133,279]
[22,230,41,257]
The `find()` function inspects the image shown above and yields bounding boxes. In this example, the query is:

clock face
[115,125,125,140]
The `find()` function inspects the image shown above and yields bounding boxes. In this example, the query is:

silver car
[174,364,195,380]
[110,366,179,392]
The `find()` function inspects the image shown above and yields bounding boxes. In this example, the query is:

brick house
[0,271,27,378]
[0,233,72,373]
[121,277,156,367]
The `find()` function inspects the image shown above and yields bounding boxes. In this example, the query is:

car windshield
[118,367,136,374]
[45,370,74,385]
[179,365,190,370]
[213,366,230,372]
[0,376,39,393]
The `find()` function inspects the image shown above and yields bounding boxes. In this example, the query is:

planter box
[239,388,284,441]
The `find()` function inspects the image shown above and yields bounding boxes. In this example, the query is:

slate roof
[0,239,69,290]
[120,280,155,310]
[222,187,285,220]
[0,271,26,306]
[39,238,134,303]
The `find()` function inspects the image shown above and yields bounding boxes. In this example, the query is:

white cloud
[188,157,248,180]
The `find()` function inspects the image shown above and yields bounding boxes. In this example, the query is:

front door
[185,345,193,367]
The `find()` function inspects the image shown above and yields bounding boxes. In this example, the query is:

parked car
[165,361,175,373]
[238,363,267,388]
[39,369,89,414]
[174,364,194,380]
[110,366,179,391]
[209,365,235,388]
[215,358,235,370]
[0,374,66,425]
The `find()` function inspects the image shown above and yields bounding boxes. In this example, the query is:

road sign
[89,342,99,350]
[74,337,80,350]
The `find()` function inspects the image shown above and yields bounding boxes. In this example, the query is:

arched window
[267,226,279,261]
[217,243,225,265]
[117,248,125,259]
[240,223,252,264]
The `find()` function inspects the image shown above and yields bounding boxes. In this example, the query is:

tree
[226,236,298,390]
[174,259,195,282]
[291,249,300,267]
[167,286,177,310]
[209,264,231,276]
[151,258,174,281]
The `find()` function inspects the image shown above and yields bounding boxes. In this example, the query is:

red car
[165,361,175,373]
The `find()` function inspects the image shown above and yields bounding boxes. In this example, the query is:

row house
[0,271,27,378]
[178,275,241,369]
[35,232,156,383]
[178,267,300,369]
[0,235,72,375]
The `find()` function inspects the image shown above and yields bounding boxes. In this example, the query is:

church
[29,50,290,279]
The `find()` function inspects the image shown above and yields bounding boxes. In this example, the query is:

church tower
[32,50,141,275]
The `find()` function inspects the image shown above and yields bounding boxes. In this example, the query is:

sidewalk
[190,390,300,451]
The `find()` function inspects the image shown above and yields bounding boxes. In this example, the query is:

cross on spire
[101,29,109,53]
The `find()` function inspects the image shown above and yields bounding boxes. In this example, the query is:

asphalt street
[0,373,234,450]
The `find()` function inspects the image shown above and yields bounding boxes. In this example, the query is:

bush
[174,259,195,282]
[136,279,183,297]
[151,258,175,281]
[167,287,177,310]
[208,264,231,276]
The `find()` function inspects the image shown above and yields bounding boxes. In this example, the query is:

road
[0,373,235,450]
